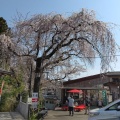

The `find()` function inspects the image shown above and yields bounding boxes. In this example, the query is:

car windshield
[102,99,120,108]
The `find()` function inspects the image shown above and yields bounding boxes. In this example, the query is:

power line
[81,54,120,58]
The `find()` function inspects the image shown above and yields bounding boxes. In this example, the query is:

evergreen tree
[0,17,8,34]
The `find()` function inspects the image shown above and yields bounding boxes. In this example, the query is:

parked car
[88,99,120,120]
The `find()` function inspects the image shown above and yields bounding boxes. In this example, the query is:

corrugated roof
[63,73,102,85]
[63,72,120,85]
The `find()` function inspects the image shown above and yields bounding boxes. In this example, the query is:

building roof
[106,72,120,76]
[63,73,102,85]
[0,68,12,76]
[60,86,107,90]
[63,72,120,85]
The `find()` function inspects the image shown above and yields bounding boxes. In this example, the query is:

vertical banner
[102,90,107,106]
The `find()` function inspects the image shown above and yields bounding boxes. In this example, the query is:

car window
[106,102,120,111]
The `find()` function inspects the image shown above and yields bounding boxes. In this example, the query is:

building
[41,79,62,109]
[61,72,120,105]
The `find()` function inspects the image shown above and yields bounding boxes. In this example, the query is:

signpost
[32,92,38,109]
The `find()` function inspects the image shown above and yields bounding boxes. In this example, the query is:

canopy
[67,89,83,94]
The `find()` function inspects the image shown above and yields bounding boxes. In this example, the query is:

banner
[102,90,108,106]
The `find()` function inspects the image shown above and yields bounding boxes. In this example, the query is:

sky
[1,0,120,78]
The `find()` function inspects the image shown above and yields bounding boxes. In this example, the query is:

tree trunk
[28,64,32,96]
[33,58,42,92]
[33,76,40,92]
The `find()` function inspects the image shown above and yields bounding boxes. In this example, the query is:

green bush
[0,93,18,112]
[21,90,28,103]
[0,75,26,112]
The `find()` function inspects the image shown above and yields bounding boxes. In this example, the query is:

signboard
[32,92,38,109]
[32,98,38,102]
[32,92,38,98]
[28,98,32,104]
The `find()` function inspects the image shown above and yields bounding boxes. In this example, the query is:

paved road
[0,112,24,120]
[44,108,89,120]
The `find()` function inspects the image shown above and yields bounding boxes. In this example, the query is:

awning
[67,89,83,94]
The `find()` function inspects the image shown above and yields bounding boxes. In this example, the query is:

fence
[16,101,28,119]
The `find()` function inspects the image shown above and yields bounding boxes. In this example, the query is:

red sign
[32,98,38,102]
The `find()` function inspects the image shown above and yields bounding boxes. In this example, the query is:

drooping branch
[9,9,117,92]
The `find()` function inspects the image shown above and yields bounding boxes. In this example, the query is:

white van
[88,99,120,120]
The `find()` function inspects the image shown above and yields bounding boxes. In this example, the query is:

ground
[44,107,88,120]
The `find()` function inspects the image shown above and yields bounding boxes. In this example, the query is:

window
[106,102,120,111]
[50,101,54,104]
